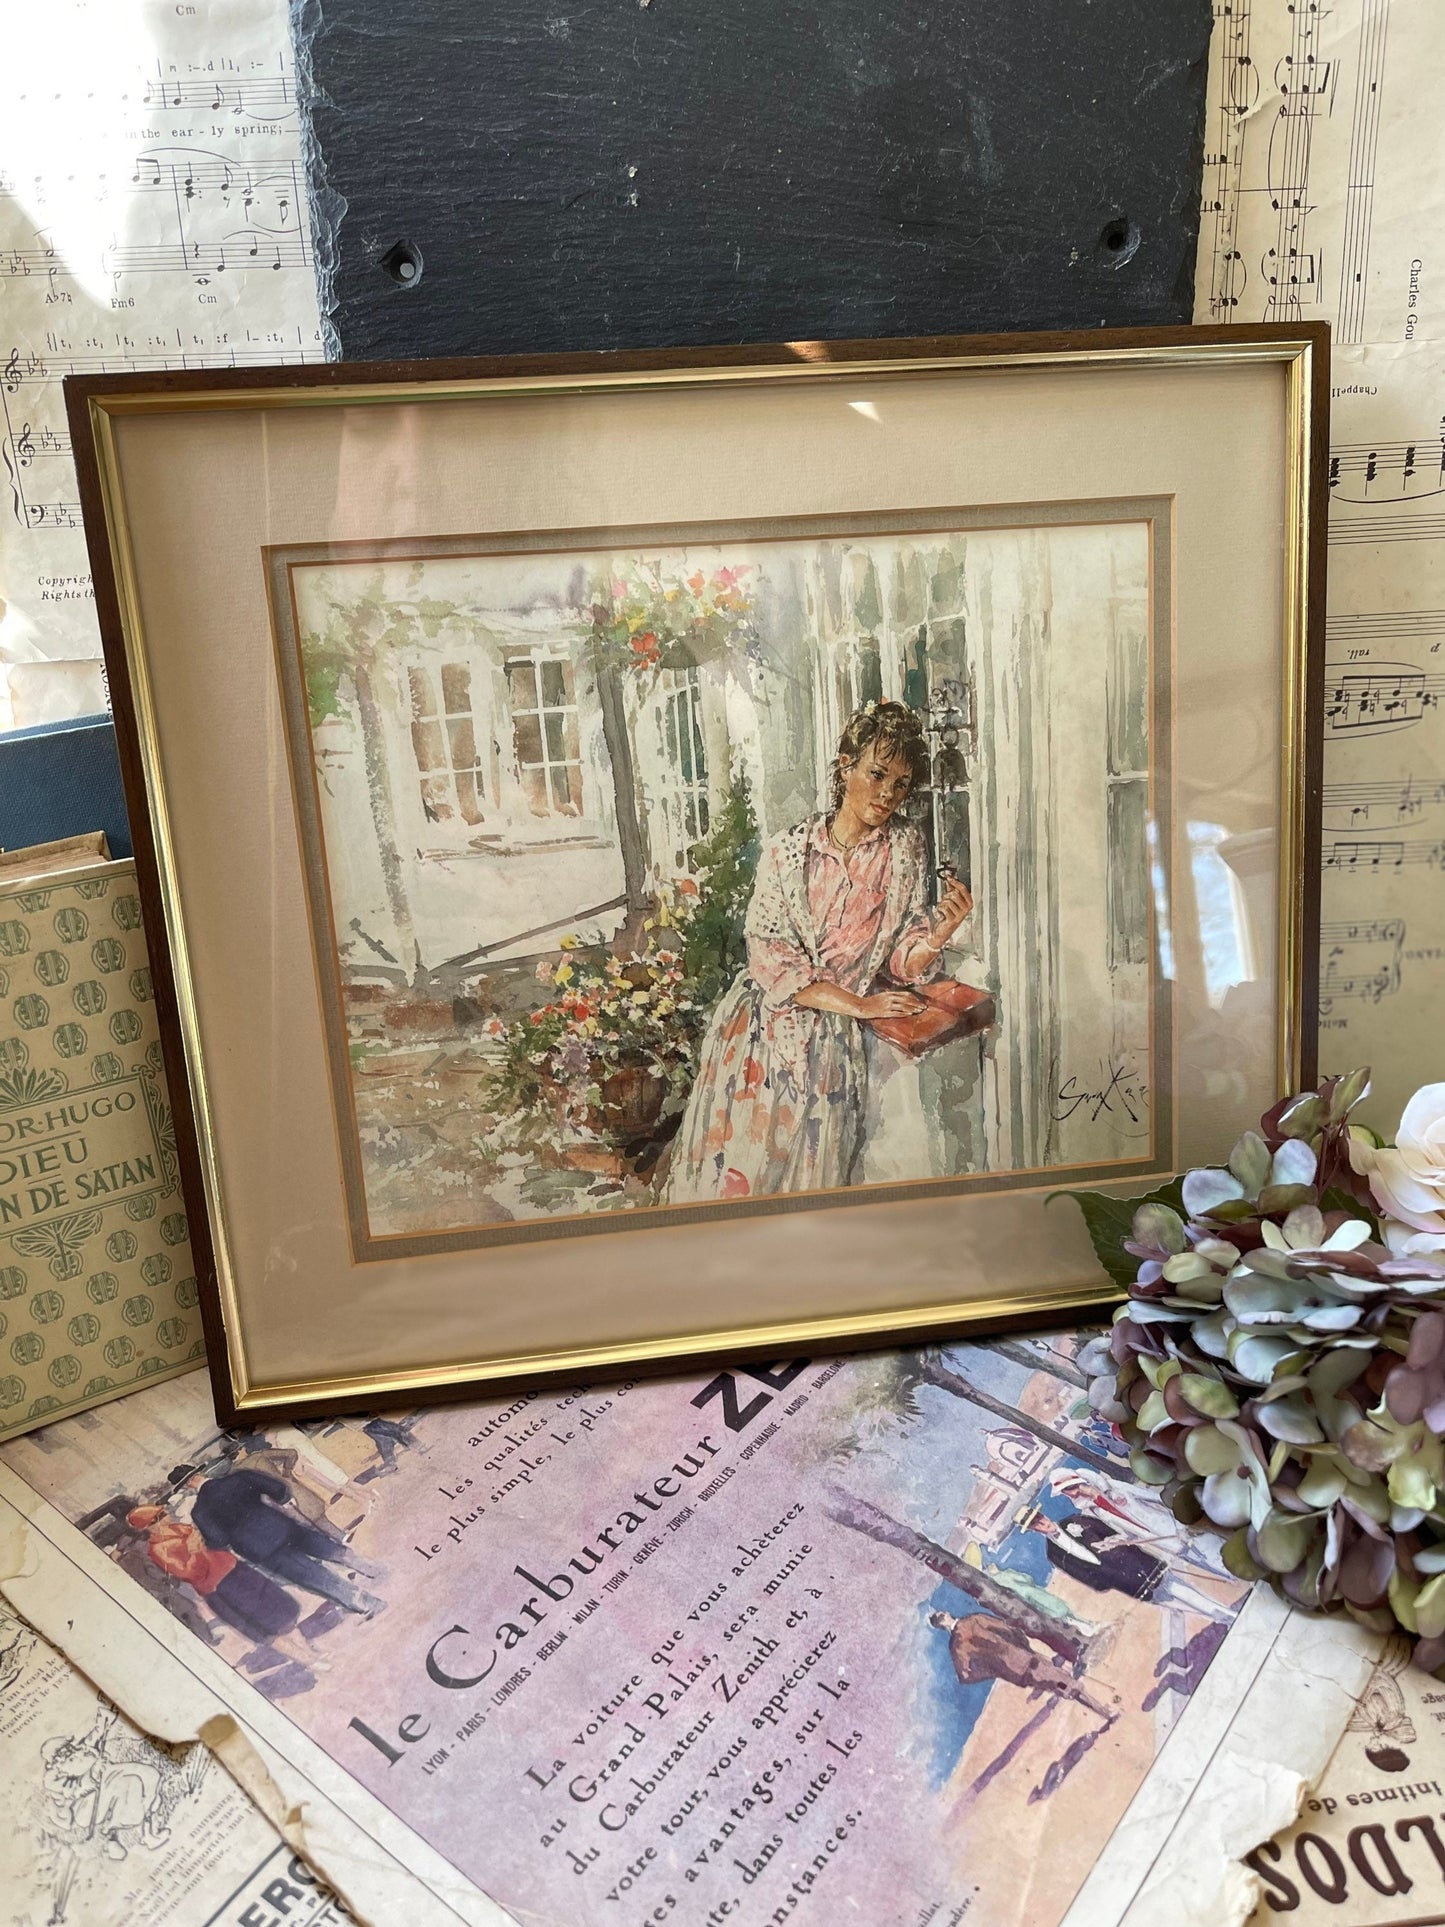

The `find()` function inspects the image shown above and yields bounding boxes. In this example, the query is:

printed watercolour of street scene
[278,522,1157,1245]
[1,1335,1248,1924]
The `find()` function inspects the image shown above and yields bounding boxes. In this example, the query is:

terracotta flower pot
[593,1063,669,1141]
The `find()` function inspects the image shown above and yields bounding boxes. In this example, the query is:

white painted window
[646,667,709,874]
[406,660,486,826]
[504,653,584,818]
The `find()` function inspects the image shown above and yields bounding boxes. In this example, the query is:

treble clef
[2,348,20,395]
[15,421,34,467]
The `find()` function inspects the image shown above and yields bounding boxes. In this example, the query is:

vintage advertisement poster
[0,1337,1377,1926]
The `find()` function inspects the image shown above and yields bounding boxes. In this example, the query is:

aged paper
[0,1587,356,1927]
[0,0,325,730]
[1244,1638,1445,1923]
[0,1340,1376,1926]
[1195,0,1445,1130]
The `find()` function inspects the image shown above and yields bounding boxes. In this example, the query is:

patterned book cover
[0,856,203,1442]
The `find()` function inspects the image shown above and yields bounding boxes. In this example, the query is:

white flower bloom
[1351,1081,1445,1239]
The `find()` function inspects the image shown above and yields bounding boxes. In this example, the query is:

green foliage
[1052,1175,1189,1290]
[304,642,350,726]
[678,770,761,1013]
[1320,1183,1379,1228]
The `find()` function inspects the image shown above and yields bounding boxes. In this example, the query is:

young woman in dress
[665,701,975,1202]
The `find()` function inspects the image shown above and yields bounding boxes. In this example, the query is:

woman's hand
[858,989,926,1020]
[930,876,974,945]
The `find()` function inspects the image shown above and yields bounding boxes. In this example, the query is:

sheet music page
[1196,0,1445,1129]
[0,0,325,732]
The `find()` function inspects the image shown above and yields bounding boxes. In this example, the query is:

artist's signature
[1052,1059,1149,1129]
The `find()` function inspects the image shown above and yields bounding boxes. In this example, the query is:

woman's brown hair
[827,701,930,813]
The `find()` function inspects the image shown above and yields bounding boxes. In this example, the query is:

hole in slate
[1098,217,1141,268]
[379,239,424,288]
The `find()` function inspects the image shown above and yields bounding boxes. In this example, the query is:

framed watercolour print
[66,325,1328,1422]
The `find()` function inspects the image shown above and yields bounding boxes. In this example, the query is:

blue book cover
[0,714,132,860]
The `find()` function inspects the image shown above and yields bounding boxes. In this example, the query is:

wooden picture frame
[65,324,1327,1422]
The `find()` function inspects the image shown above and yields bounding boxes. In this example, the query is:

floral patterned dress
[665,814,941,1201]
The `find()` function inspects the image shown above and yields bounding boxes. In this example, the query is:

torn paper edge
[0,1483,514,1927]
[1060,1586,1380,1927]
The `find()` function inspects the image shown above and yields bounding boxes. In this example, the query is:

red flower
[687,571,705,595]
[722,1168,751,1198]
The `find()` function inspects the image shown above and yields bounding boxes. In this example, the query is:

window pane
[448,716,478,774]
[411,718,446,775]
[551,765,580,814]
[689,700,707,785]
[512,713,543,765]
[540,659,571,709]
[561,712,580,764]
[544,711,567,763]
[678,698,694,784]
[519,766,549,816]
[506,660,539,712]
[419,774,452,820]
[407,667,436,722]
[455,770,483,825]
[440,662,472,715]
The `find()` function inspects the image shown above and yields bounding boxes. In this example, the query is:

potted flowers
[491,942,704,1162]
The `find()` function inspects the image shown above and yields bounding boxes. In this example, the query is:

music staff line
[1324,836,1445,871]
[1331,510,1445,545]
[1323,776,1445,825]
[1319,916,1405,1007]
[1326,608,1445,643]
[0,336,323,533]
[1330,428,1445,502]
[2,151,305,227]
[1262,0,1332,324]
[1336,0,1390,344]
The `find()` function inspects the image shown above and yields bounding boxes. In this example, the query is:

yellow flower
[559,933,581,951]
[631,989,650,1005]
[554,962,574,985]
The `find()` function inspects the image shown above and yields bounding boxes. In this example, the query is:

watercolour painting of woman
[665,702,976,1203]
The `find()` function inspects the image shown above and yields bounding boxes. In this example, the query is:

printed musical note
[1320,915,1405,1007]
[1324,837,1445,871]
[141,73,295,119]
[0,16,326,721]
[1325,662,1445,734]
[1193,0,1444,1117]
[1330,426,1445,502]
[1324,775,1445,828]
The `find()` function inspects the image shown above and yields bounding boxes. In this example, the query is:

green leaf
[1319,1185,1379,1230]
[1178,1373,1240,1419]
[1052,1176,1189,1290]
[1221,1526,1264,1581]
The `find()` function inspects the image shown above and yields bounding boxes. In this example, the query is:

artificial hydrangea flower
[1078,1070,1445,1669]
